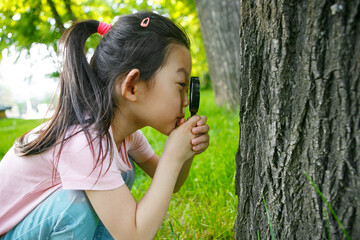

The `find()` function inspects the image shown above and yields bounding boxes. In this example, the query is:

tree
[235,0,360,239]
[195,0,240,106]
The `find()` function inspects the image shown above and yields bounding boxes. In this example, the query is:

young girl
[0,11,209,239]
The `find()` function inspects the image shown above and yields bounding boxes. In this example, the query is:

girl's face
[136,44,192,135]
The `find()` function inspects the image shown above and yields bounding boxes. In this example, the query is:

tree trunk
[235,0,360,239]
[195,0,240,106]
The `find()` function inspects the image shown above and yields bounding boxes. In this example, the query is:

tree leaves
[0,0,208,80]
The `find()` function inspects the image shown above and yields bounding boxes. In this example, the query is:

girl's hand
[191,115,210,154]
[177,115,210,154]
[163,115,201,163]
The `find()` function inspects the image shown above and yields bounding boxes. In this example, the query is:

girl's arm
[136,154,192,193]
[86,154,182,239]
[86,116,200,240]
[136,115,209,192]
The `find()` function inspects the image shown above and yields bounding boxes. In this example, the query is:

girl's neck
[110,108,143,147]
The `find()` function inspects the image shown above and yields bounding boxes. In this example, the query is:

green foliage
[0,0,57,54]
[0,0,208,84]
[0,90,237,238]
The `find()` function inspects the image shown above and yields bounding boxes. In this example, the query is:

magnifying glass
[189,77,200,117]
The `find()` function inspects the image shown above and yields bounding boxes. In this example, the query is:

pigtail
[15,20,114,176]
[59,20,101,124]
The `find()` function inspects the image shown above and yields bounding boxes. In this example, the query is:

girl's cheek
[181,91,188,106]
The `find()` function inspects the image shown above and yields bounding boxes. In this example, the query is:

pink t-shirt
[0,126,154,235]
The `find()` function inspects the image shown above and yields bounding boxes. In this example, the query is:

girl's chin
[165,125,177,136]
[152,123,176,136]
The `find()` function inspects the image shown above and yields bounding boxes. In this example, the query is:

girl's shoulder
[126,130,148,145]
[24,122,51,143]
[60,125,103,152]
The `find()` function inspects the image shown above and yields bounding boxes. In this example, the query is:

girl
[0,11,209,239]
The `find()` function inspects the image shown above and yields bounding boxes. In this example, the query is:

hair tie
[140,17,150,27]
[98,22,112,37]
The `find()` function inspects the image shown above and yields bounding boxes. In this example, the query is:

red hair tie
[98,22,112,37]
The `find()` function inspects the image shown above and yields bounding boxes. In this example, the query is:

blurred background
[0,0,210,119]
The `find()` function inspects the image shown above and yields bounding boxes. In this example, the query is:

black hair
[15,11,190,174]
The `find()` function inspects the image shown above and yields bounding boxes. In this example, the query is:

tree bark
[195,0,240,106]
[235,0,360,239]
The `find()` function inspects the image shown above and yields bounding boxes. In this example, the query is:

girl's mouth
[175,116,185,127]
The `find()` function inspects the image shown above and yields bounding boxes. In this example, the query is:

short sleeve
[57,132,125,191]
[127,130,155,163]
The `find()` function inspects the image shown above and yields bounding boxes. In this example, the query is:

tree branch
[63,0,77,22]
[46,0,65,32]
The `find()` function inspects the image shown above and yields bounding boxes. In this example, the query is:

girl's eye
[178,83,186,88]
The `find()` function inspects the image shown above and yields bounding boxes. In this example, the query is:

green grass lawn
[0,118,43,158]
[0,90,238,239]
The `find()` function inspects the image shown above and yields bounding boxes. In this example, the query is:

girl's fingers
[192,142,209,152]
[176,118,186,127]
[189,116,209,153]
[196,115,207,126]
[192,124,209,135]
[191,133,209,145]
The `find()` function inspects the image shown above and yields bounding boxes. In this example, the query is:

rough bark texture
[195,0,240,106]
[235,0,360,239]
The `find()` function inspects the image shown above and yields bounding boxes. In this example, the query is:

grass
[324,207,330,240]
[0,90,238,239]
[262,195,275,240]
[0,118,43,159]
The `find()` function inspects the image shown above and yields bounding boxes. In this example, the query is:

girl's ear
[121,69,141,101]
